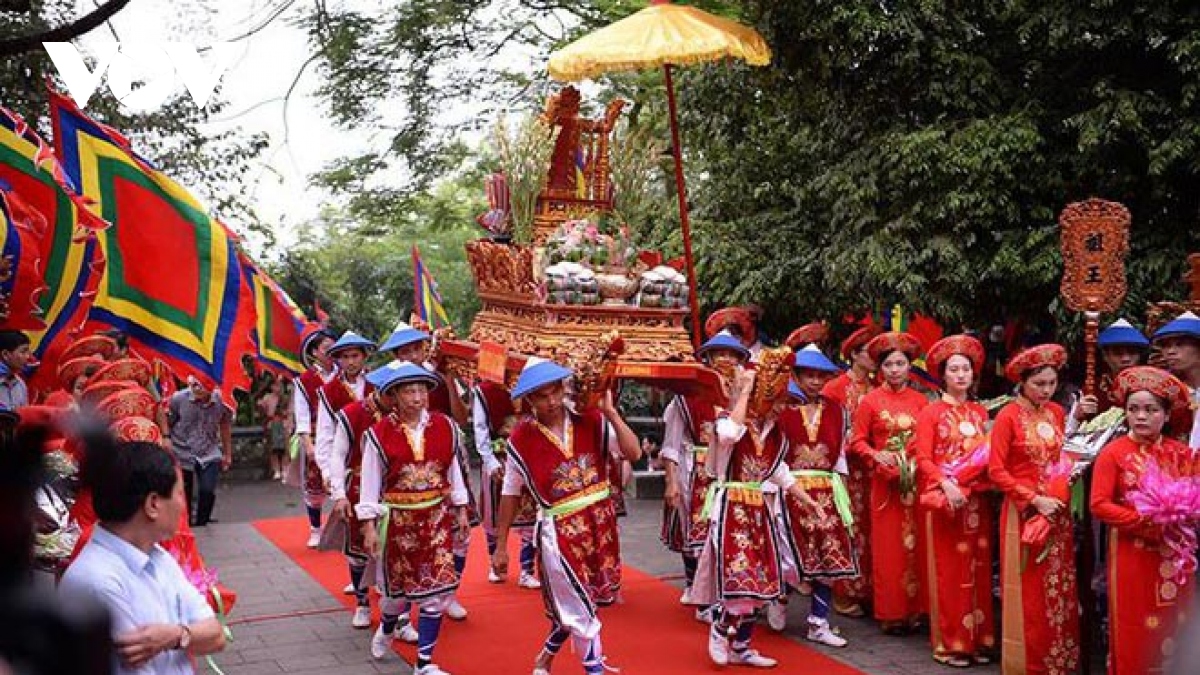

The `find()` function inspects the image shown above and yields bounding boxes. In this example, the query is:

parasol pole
[663,63,703,349]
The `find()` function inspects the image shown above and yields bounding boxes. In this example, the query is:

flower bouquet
[883,430,917,499]
[1021,454,1074,567]
[544,217,636,272]
[920,441,991,511]
[164,535,238,617]
[1127,459,1200,585]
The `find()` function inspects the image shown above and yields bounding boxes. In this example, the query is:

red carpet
[254,516,866,674]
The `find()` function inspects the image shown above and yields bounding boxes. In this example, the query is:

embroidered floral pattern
[1040,520,1080,674]
[399,461,448,492]
[720,500,781,598]
[550,453,600,501]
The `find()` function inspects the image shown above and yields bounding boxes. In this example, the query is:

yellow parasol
[548,0,772,348]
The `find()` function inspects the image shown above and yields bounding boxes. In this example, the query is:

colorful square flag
[51,91,256,391]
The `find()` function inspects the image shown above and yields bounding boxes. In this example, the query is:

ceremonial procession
[3,2,1200,675]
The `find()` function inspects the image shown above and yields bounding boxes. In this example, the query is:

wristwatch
[175,624,192,651]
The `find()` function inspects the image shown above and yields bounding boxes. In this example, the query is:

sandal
[933,654,972,668]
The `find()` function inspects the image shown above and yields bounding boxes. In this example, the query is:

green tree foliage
[679,0,1200,337]
[300,0,1200,340]
[271,168,485,343]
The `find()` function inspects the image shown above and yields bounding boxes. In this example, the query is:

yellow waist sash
[546,481,611,519]
[791,470,854,531]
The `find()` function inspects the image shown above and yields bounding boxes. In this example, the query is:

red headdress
[865,331,923,364]
[111,416,164,443]
[785,322,830,350]
[926,335,985,379]
[59,334,118,362]
[840,324,883,359]
[96,387,157,422]
[88,358,153,388]
[1112,366,1191,411]
[57,355,105,390]
[704,307,754,342]
[1004,344,1068,383]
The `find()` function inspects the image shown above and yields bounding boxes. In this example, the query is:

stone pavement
[195,479,1001,675]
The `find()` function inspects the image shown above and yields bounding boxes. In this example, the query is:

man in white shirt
[60,440,226,674]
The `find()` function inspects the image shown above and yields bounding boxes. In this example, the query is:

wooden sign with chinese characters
[1059,198,1132,396]
[1059,199,1131,313]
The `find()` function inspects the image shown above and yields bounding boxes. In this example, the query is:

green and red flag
[235,244,306,375]
[50,91,256,391]
[0,106,107,390]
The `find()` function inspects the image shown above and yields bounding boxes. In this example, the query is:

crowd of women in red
[661,307,1200,674]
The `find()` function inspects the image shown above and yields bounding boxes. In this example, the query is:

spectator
[59,439,226,674]
[166,378,232,527]
[0,329,31,409]
[256,378,290,481]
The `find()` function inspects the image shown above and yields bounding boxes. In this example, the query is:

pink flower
[1128,460,1200,584]
[944,442,991,489]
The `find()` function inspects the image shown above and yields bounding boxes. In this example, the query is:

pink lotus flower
[181,562,219,595]
[1043,454,1074,503]
[943,442,991,491]
[1128,460,1200,584]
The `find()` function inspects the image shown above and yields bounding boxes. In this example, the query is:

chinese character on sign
[1086,265,1102,283]
[1085,233,1104,252]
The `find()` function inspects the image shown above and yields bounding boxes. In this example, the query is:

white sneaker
[415,664,451,675]
[679,586,693,605]
[695,605,717,624]
[395,622,418,644]
[342,582,356,595]
[518,572,542,589]
[805,618,847,648]
[766,600,787,632]
[370,625,393,659]
[487,567,502,583]
[351,606,371,628]
[708,626,731,666]
[306,527,320,549]
[272,470,282,480]
[445,597,467,620]
[730,649,778,668]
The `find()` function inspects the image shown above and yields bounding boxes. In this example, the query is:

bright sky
[72,0,380,252]
[69,0,580,256]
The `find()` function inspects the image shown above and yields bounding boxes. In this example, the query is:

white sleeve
[659,398,685,466]
[472,394,502,474]
[833,406,850,475]
[501,454,527,496]
[292,382,311,435]
[604,419,621,460]
[315,398,335,478]
[767,460,796,491]
[327,414,351,502]
[709,416,746,479]
[716,417,746,445]
[354,433,385,521]
[448,453,469,506]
